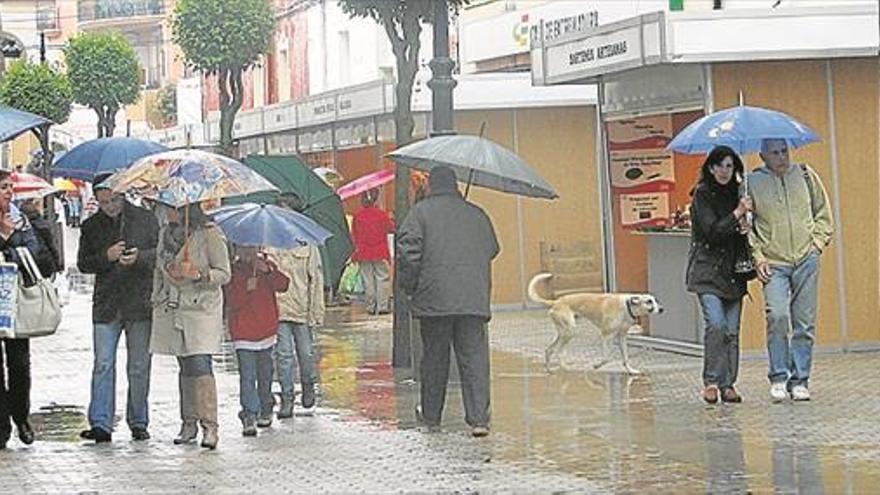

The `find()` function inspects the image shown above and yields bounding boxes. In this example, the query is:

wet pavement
[1,234,878,492]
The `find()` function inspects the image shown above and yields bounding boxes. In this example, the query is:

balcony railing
[78,0,165,24]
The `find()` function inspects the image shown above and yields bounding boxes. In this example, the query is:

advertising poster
[619,192,669,228]
[607,115,676,193]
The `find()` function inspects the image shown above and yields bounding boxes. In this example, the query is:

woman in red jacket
[224,246,289,436]
[351,189,394,315]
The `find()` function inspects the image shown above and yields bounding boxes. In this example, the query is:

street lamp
[428,0,456,137]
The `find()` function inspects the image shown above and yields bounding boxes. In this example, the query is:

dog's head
[626,295,664,317]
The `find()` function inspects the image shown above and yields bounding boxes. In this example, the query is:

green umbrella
[231,155,354,291]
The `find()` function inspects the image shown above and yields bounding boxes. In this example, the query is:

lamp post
[428,0,456,136]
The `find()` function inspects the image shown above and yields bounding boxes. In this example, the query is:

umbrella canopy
[11,172,56,200]
[105,149,278,207]
[387,135,558,199]
[337,168,394,201]
[0,105,51,143]
[231,155,354,290]
[53,177,78,192]
[313,167,344,187]
[666,104,820,155]
[211,202,332,249]
[52,137,168,181]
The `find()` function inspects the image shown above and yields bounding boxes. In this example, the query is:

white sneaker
[770,383,788,402]
[791,385,811,401]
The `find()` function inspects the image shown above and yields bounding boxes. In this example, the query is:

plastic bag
[339,262,363,295]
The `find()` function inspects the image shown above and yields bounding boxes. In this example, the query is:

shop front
[532,6,880,351]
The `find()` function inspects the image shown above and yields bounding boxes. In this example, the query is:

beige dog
[527,273,664,375]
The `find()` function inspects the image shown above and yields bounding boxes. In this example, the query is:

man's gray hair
[760,138,787,155]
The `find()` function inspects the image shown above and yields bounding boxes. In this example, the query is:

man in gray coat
[397,165,499,437]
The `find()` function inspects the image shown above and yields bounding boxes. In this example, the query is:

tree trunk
[390,30,421,369]
[218,68,244,157]
[104,109,116,137]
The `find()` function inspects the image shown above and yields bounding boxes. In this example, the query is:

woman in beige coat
[151,202,230,449]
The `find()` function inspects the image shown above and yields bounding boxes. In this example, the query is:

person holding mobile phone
[77,173,160,443]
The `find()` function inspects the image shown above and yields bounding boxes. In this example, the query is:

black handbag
[732,242,757,282]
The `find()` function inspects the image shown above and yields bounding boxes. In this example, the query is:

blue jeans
[88,319,152,432]
[274,322,318,398]
[763,252,820,387]
[236,348,275,419]
[698,294,743,390]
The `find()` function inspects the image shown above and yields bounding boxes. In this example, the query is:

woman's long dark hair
[691,145,745,196]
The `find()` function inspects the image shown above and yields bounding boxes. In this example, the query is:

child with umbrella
[224,245,289,436]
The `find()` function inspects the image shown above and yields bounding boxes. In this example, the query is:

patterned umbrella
[105,149,278,207]
[11,172,57,200]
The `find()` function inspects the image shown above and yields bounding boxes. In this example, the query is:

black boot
[15,420,34,445]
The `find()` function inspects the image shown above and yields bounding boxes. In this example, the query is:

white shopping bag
[0,261,19,339]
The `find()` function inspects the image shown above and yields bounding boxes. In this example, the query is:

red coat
[351,206,394,262]
[224,258,290,342]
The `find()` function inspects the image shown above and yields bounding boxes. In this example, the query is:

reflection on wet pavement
[315,305,880,493]
[3,291,878,493]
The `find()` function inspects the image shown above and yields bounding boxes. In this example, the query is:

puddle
[29,403,88,442]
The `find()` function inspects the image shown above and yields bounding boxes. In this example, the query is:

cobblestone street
[1,288,878,493]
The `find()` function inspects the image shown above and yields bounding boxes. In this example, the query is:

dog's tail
[527,272,556,306]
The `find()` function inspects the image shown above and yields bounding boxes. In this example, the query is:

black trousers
[0,338,31,439]
[419,316,490,427]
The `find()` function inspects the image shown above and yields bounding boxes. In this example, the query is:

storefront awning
[531,4,879,86]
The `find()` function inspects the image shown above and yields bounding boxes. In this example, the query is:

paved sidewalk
[0,289,878,493]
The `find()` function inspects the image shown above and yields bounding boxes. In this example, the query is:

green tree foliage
[0,60,72,176]
[173,0,275,156]
[153,82,177,127]
[64,32,141,138]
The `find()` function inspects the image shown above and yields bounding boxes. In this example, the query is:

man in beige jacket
[748,138,833,403]
[269,195,325,417]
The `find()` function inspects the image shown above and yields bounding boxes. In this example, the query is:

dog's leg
[545,307,575,372]
[544,332,563,373]
[592,334,612,370]
[618,333,640,375]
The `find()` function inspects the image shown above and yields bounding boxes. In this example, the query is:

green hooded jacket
[746,163,834,266]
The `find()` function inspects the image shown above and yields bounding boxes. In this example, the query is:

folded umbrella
[211,203,332,249]
[337,168,394,200]
[387,134,558,199]
[52,137,168,181]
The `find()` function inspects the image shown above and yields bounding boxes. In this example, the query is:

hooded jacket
[746,164,833,266]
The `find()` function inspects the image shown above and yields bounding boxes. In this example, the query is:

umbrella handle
[464,169,475,199]
[183,202,190,262]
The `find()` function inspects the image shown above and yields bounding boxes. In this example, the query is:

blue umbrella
[211,202,332,249]
[52,137,168,181]
[667,105,820,155]
[0,105,51,143]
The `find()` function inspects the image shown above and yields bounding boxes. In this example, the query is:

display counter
[633,230,702,345]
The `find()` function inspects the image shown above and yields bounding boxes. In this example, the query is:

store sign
[607,115,675,193]
[619,192,669,227]
[530,11,598,45]
[461,2,600,64]
[536,12,664,84]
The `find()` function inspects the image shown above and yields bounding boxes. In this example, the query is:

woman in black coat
[0,170,52,449]
[686,146,753,404]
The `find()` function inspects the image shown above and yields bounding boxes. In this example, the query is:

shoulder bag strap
[16,247,43,283]
[800,164,816,213]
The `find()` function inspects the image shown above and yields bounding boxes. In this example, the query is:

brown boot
[195,375,219,450]
[173,375,199,445]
